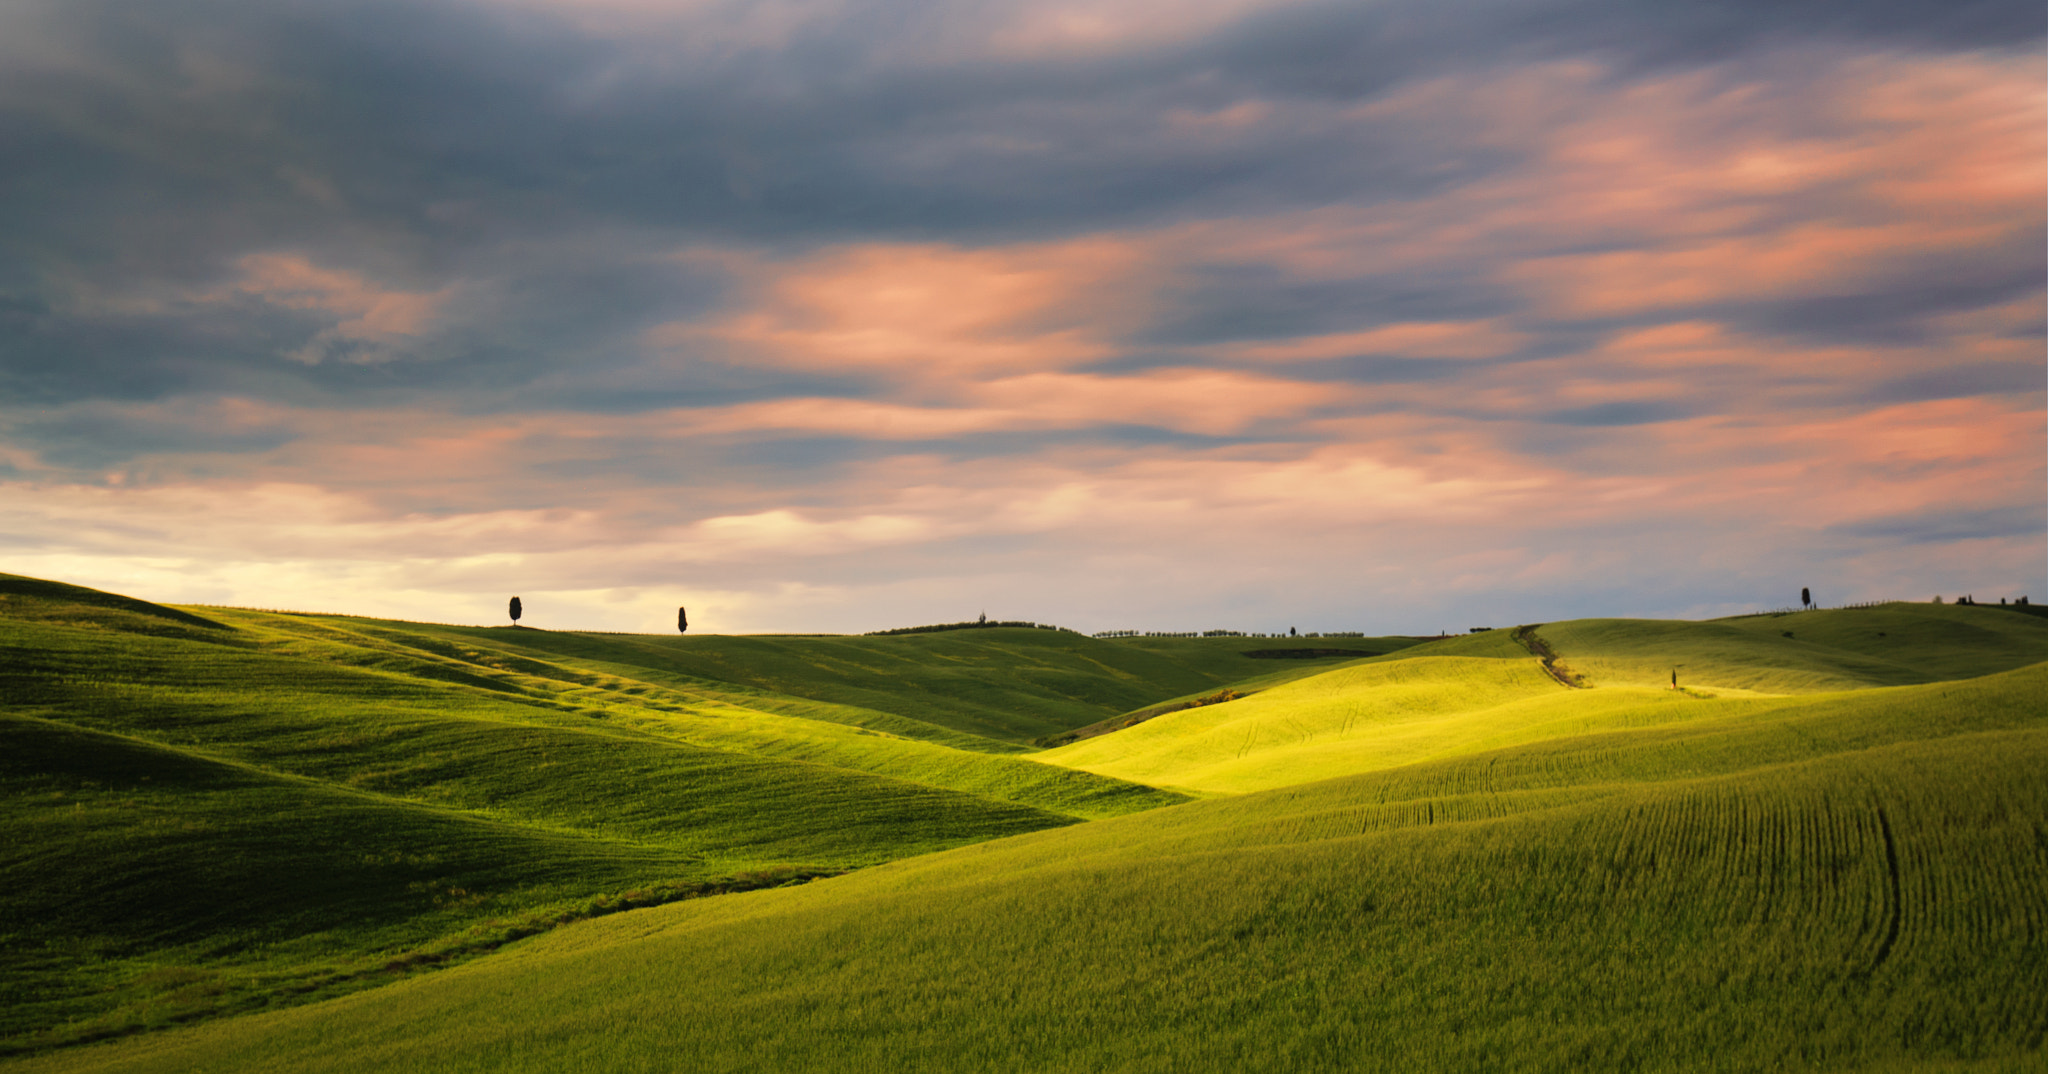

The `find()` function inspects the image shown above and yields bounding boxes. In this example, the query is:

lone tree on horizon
[677,606,688,634]
[1802,587,1813,610]
[509,596,522,627]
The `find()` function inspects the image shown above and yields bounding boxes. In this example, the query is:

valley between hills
[4,572,2045,1072]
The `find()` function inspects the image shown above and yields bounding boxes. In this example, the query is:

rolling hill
[1038,604,2048,794]
[0,574,1222,1053]
[5,575,2045,1071]
[13,660,2044,1073]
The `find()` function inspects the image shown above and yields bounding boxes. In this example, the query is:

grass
[0,575,1183,1054]
[5,575,2045,1071]
[1041,604,2048,794]
[1042,654,1571,793]
[401,622,1417,745]
[13,662,2043,1073]
[1548,603,2048,693]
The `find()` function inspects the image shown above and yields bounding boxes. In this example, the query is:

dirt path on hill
[1513,625,1588,688]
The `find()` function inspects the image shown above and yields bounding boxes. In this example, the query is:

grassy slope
[10,578,2045,1070]
[1036,639,1424,748]
[409,624,1416,745]
[1,714,712,1046]
[19,662,2044,1074]
[1044,605,2048,794]
[1044,654,1569,793]
[1546,603,2048,693]
[182,609,1182,819]
[0,577,1181,1054]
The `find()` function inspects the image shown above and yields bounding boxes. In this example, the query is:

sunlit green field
[1,574,1234,1052]
[5,572,2045,1071]
[1040,605,2048,794]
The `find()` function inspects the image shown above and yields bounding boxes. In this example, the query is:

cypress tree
[677,606,689,634]
[509,596,523,626]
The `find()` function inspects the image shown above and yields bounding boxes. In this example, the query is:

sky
[1,0,2042,635]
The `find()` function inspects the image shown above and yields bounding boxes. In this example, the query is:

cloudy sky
[1,0,2041,635]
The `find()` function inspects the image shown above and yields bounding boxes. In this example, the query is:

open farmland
[4,573,2046,1072]
[0,574,1217,1052]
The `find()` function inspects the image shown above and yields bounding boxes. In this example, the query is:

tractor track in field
[1865,807,1904,976]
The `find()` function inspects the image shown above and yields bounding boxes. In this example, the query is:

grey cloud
[11,404,299,470]
[1187,0,2041,104]
[1724,237,2047,348]
[1830,505,2046,545]
[16,0,2031,253]
[0,294,326,405]
[0,0,2039,424]
[1541,401,1699,427]
[1857,363,2047,408]
[1141,267,1521,351]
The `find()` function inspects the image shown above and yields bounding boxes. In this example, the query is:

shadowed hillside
[1546,603,2048,693]
[6,576,2046,1071]
[0,577,1184,1054]
[407,623,1418,745]
[15,662,2044,1073]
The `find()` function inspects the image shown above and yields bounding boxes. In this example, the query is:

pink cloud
[967,370,1340,435]
[8,43,2039,634]
[1153,51,2043,313]
[679,398,1010,440]
[1210,320,1529,362]
[658,237,1156,380]
[1484,55,2040,316]
[477,0,1314,66]
[4,380,2037,632]
[229,254,447,336]
[983,0,1304,57]
[222,253,452,363]
[668,369,1339,439]
[1504,219,2016,318]
[1589,321,1900,388]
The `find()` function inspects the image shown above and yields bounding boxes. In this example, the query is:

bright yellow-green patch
[8,573,2047,1072]
[14,664,2044,1074]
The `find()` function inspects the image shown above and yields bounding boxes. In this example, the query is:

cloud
[215,254,453,363]
[1208,320,1529,362]
[666,367,1336,439]
[0,0,2039,631]
[1830,505,2047,545]
[658,238,1156,380]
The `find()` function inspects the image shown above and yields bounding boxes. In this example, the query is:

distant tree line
[1941,594,2034,608]
[1092,629,1370,639]
[865,620,1082,636]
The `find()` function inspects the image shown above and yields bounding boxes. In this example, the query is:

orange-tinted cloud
[968,370,1340,435]
[984,0,1299,57]
[1506,219,2016,318]
[1212,320,1528,362]
[660,237,1155,379]
[665,369,1338,439]
[1485,54,2045,316]
[1152,51,2044,317]
[222,253,452,363]
[7,30,2040,635]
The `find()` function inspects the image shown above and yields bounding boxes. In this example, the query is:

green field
[4,574,2045,1071]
